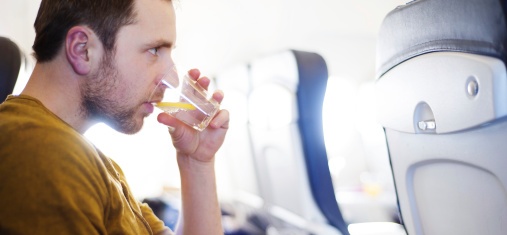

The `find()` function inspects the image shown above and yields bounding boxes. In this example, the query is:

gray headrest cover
[376,0,507,78]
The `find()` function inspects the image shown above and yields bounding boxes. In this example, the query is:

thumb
[157,112,178,132]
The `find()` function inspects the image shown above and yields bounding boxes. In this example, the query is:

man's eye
[148,48,159,55]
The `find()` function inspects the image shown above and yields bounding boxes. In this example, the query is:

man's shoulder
[1,95,70,135]
[1,95,96,157]
[0,95,107,184]
[0,102,111,235]
[0,97,111,207]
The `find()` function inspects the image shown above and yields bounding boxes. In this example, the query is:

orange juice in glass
[150,67,219,131]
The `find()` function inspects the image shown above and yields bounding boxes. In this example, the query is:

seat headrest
[0,37,22,101]
[376,0,507,78]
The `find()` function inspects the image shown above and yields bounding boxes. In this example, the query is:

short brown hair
[32,0,137,62]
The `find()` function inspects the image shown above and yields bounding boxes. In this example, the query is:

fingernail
[167,126,175,133]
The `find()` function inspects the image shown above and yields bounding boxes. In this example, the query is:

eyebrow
[145,39,175,49]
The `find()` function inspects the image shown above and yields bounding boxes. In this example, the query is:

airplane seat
[215,65,267,234]
[293,50,349,234]
[247,50,347,235]
[0,37,22,101]
[375,0,507,234]
[216,50,348,235]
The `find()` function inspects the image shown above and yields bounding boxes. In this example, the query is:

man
[0,0,229,234]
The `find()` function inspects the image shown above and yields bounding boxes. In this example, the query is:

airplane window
[249,84,294,129]
[221,90,248,126]
[323,76,399,225]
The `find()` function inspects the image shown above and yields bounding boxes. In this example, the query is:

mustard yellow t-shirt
[0,95,174,235]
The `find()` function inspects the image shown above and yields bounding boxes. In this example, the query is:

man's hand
[156,68,228,235]
[156,68,229,163]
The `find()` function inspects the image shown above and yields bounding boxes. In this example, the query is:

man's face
[82,0,176,134]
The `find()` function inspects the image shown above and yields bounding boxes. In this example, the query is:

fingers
[212,90,224,104]
[186,68,224,105]
[197,77,210,90]
[209,109,229,129]
[187,68,201,79]
[158,108,229,129]
[187,68,210,90]
[157,112,180,130]
[157,112,196,142]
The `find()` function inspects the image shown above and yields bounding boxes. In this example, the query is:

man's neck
[21,60,93,134]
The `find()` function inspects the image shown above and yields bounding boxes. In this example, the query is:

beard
[81,53,144,134]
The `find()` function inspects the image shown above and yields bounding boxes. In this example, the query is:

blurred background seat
[0,37,22,101]
[216,50,348,235]
[375,0,507,234]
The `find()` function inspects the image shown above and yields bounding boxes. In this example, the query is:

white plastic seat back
[215,65,262,206]
[217,50,348,235]
[375,0,507,234]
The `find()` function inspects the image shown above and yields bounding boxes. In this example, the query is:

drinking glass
[150,67,220,131]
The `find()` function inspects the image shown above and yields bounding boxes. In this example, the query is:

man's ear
[65,26,96,75]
